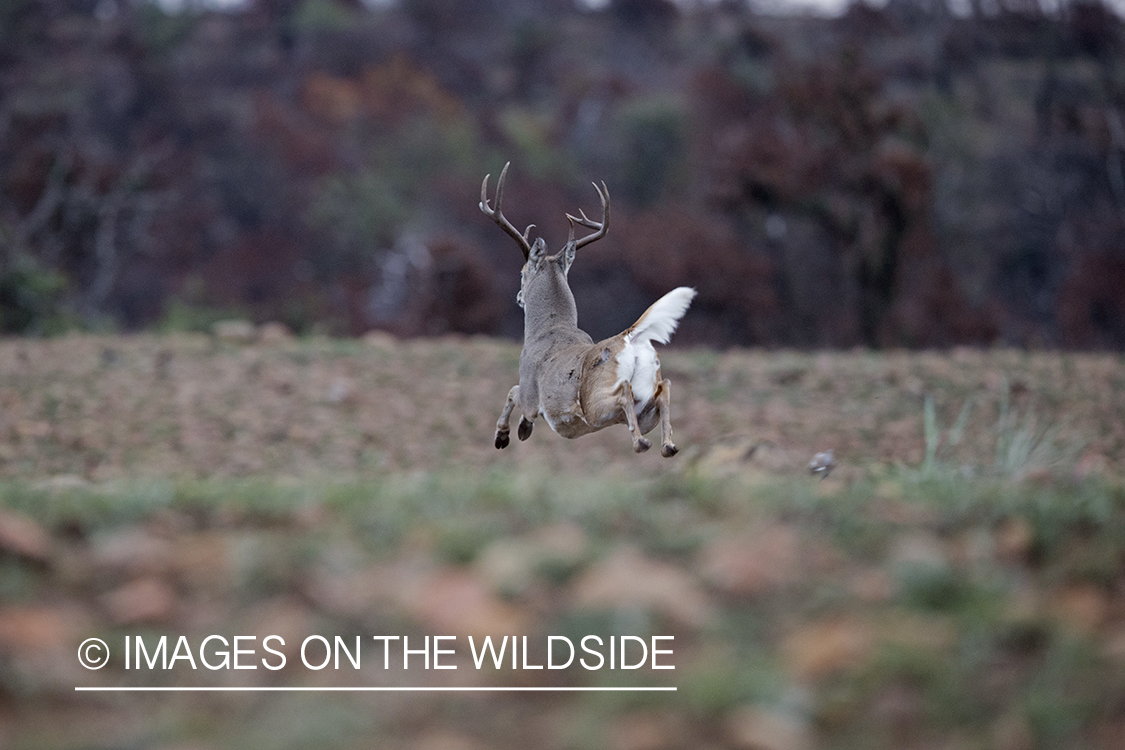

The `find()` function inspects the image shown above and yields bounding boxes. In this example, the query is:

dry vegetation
[0,332,1124,749]
[0,331,1121,479]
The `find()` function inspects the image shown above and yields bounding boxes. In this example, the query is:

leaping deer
[481,163,696,456]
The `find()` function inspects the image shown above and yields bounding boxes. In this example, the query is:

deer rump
[525,286,696,451]
[557,287,694,433]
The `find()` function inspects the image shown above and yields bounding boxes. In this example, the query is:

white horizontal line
[75,686,676,692]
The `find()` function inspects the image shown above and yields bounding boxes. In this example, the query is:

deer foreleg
[518,415,534,441]
[618,381,651,453]
[495,385,520,449]
[654,379,678,457]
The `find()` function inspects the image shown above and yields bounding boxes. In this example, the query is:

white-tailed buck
[481,163,696,456]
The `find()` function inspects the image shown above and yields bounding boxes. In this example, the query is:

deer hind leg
[655,379,678,457]
[618,380,651,453]
[495,385,520,449]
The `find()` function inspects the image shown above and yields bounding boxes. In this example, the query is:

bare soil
[1,333,1121,481]
[1,333,1124,750]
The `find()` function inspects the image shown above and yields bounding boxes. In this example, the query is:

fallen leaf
[0,604,87,654]
[172,532,233,592]
[990,712,1034,750]
[90,527,175,578]
[850,568,894,603]
[571,546,715,629]
[782,619,873,681]
[609,710,685,750]
[0,508,52,563]
[475,540,537,597]
[258,322,294,345]
[400,568,530,639]
[1053,584,1109,634]
[101,577,178,625]
[994,517,1034,560]
[726,706,812,750]
[1104,628,1125,662]
[212,320,257,344]
[413,731,481,750]
[698,525,800,597]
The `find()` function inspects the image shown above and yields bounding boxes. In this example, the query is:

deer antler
[480,162,535,260]
[565,180,610,250]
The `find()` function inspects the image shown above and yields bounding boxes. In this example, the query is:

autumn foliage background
[2,0,1125,349]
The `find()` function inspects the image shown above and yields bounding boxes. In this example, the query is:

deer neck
[522,266,581,346]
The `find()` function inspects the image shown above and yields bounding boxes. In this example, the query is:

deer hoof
[634,437,652,453]
[660,443,679,458]
[495,431,510,449]
[518,418,534,441]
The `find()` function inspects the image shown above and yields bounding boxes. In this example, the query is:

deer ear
[529,237,547,261]
[560,242,576,274]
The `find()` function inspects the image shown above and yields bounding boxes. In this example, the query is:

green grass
[3,465,1125,749]
[916,381,1085,482]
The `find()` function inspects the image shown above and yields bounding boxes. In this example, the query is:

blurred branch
[15,151,72,250]
[85,143,175,316]
[1106,108,1125,220]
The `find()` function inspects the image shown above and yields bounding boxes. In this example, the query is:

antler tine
[480,161,533,260]
[565,180,610,250]
[569,208,599,228]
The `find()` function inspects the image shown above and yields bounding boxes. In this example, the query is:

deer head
[480,162,609,308]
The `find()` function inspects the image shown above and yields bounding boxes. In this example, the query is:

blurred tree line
[0,0,1123,348]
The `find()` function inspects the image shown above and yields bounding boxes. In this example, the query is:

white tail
[626,286,697,346]
[617,287,696,408]
[482,163,694,457]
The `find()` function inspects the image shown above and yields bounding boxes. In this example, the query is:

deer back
[518,253,592,425]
